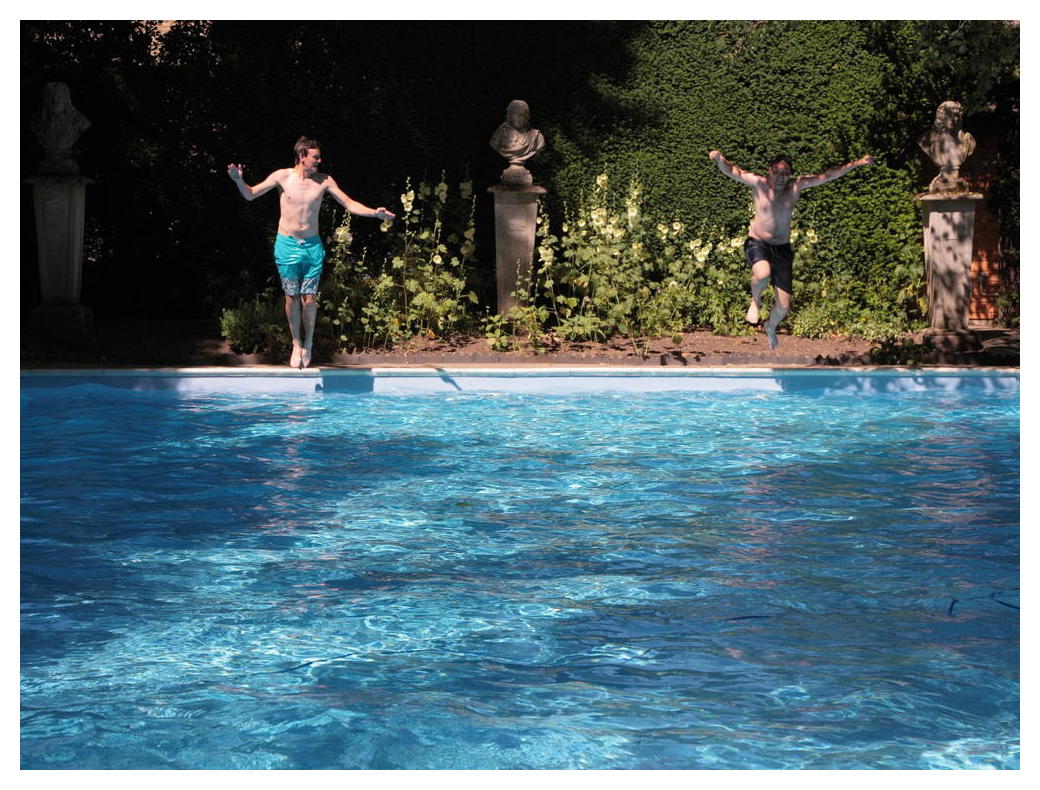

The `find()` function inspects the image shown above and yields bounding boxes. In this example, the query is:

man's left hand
[374,208,396,220]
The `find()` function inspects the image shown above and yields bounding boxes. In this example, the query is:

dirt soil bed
[20,319,1020,368]
[330,330,877,367]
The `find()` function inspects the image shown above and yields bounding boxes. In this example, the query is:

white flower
[595,173,609,189]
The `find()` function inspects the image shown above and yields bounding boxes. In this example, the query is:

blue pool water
[21,374,1019,769]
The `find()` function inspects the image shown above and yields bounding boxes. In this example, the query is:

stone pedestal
[24,174,94,334]
[488,180,546,314]
[25,82,94,339]
[917,192,983,332]
[921,327,981,361]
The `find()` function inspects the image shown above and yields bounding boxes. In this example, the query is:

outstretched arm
[326,178,396,221]
[708,150,762,186]
[227,164,281,201]
[796,155,875,190]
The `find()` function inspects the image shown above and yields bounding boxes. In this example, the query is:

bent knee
[750,260,771,279]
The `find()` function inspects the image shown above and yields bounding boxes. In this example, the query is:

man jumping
[228,137,395,368]
[708,150,874,349]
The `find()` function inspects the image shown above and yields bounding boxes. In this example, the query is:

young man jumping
[708,150,874,349]
[228,137,395,368]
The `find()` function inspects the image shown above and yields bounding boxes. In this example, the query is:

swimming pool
[20,369,1019,769]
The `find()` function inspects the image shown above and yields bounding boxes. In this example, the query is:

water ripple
[21,386,1019,769]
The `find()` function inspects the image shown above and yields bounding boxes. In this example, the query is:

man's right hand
[227,163,244,182]
[708,150,724,162]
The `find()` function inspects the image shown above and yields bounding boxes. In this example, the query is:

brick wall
[962,128,1002,322]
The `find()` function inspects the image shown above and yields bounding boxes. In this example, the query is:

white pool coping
[21,366,1020,395]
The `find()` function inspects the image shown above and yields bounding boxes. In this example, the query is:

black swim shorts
[743,237,794,295]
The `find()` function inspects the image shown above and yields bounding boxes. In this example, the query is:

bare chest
[280,177,327,213]
[752,184,798,216]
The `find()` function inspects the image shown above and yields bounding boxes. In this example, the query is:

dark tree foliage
[21,20,1018,323]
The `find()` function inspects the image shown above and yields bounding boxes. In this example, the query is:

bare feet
[301,347,312,369]
[745,300,760,325]
[289,344,302,368]
[765,323,779,350]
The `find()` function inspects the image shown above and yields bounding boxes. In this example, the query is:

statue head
[505,100,531,131]
[42,82,73,112]
[933,101,964,134]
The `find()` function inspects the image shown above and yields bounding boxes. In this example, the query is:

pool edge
[20,365,1021,395]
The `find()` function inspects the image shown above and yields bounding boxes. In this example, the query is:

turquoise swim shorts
[274,234,325,296]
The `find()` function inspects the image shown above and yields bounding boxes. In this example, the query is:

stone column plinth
[488,183,546,314]
[24,174,94,333]
[917,192,984,342]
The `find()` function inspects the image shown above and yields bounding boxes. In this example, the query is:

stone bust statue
[31,82,91,176]
[918,100,976,194]
[489,100,546,168]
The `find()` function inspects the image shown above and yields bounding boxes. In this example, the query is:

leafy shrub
[790,301,908,343]
[219,291,286,354]
[322,173,481,349]
[528,172,829,347]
